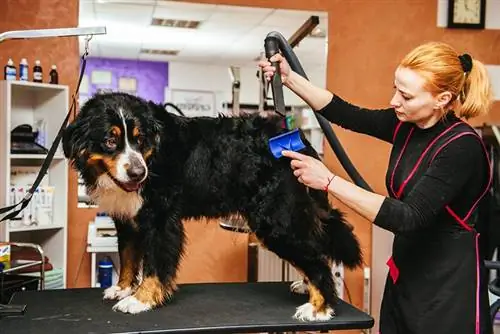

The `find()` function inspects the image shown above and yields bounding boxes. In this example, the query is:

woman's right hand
[258,53,292,85]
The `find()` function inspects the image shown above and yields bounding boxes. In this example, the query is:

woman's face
[390,66,444,129]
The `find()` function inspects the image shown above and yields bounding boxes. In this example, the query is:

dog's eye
[105,137,118,149]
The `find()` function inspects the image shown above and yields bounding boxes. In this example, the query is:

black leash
[0,39,90,223]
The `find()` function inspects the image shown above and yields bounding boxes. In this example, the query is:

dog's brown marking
[134,276,175,306]
[132,126,140,138]
[111,126,121,137]
[143,148,154,160]
[308,283,327,314]
[88,153,105,165]
[117,244,140,289]
[100,156,119,176]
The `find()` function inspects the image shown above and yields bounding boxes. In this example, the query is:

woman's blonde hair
[400,41,493,119]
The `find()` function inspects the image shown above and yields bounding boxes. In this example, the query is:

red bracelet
[324,174,336,192]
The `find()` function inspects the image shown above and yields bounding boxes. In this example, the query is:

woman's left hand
[282,150,335,191]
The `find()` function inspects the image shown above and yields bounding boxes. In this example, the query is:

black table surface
[0,281,374,334]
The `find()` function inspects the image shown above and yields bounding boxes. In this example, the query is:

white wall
[165,61,326,113]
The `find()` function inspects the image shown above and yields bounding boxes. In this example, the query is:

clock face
[453,0,481,24]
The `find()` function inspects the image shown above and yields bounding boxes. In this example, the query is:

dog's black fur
[63,92,362,319]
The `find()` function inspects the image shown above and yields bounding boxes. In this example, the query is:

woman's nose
[390,93,401,108]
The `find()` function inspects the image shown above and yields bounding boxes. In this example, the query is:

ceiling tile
[153,2,217,21]
[94,2,154,25]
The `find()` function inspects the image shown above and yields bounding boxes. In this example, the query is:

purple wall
[81,57,168,104]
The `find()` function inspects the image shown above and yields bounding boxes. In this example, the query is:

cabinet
[0,80,68,289]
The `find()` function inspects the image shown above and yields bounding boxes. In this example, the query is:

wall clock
[447,0,486,29]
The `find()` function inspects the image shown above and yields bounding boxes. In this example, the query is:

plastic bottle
[98,256,113,288]
[49,65,58,84]
[33,60,43,83]
[4,58,16,80]
[19,58,28,81]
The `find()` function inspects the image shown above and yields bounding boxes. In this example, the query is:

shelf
[0,80,69,289]
[7,80,67,93]
[8,224,65,233]
[10,154,65,167]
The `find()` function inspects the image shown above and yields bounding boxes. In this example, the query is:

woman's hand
[258,53,292,85]
[282,150,335,191]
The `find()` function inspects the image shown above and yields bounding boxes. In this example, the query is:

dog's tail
[322,208,363,269]
[311,190,363,270]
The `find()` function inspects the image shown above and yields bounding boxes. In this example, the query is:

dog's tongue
[123,182,140,192]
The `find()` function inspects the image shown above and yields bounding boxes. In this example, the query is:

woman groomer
[260,41,494,334]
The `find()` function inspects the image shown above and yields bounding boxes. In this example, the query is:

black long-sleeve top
[318,95,490,235]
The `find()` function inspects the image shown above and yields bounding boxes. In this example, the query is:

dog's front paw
[103,285,133,300]
[290,279,309,295]
[293,302,334,322]
[112,295,152,314]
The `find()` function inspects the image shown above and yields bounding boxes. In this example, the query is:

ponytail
[459,58,493,119]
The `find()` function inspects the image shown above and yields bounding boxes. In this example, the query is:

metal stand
[0,25,106,316]
[0,27,106,43]
[0,242,45,316]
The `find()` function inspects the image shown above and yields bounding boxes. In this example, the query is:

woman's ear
[434,91,453,109]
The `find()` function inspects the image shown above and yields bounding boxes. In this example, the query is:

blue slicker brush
[269,128,306,159]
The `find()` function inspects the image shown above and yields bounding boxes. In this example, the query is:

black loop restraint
[0,52,89,223]
[459,53,473,73]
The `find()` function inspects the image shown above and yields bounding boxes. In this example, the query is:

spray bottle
[4,58,16,80]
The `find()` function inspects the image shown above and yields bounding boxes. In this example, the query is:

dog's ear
[146,101,165,145]
[62,119,86,162]
[62,121,76,159]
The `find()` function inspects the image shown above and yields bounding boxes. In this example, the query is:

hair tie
[458,53,473,73]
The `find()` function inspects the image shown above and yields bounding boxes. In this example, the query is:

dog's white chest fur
[89,174,143,219]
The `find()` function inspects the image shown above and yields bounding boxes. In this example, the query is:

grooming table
[0,281,374,334]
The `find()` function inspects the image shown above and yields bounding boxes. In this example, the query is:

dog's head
[63,92,162,193]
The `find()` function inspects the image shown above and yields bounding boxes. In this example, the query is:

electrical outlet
[331,263,344,300]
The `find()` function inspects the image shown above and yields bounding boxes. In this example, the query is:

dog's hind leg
[103,219,142,301]
[259,237,338,321]
[112,205,185,314]
[288,254,338,321]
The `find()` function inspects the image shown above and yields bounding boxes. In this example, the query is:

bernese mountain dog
[62,92,362,321]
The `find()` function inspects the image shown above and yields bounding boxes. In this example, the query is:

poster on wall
[169,89,217,118]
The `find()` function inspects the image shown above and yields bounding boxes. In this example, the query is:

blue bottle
[19,58,28,81]
[98,256,113,288]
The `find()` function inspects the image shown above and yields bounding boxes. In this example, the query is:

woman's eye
[106,137,117,149]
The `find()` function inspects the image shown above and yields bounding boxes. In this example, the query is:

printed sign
[169,89,217,118]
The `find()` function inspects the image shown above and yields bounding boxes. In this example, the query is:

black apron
[379,122,493,334]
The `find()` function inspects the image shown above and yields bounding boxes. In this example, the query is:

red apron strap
[392,120,403,143]
[387,256,400,284]
[389,127,414,197]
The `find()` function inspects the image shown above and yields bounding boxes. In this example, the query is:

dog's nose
[127,165,146,182]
